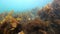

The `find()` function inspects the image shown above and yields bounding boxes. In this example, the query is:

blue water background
[0,0,53,13]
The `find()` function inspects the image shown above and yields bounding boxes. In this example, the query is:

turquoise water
[0,0,53,13]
